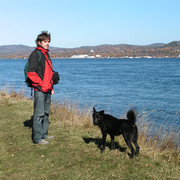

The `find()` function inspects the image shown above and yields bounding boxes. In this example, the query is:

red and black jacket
[27,47,53,93]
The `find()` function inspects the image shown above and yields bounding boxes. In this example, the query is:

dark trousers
[32,90,51,143]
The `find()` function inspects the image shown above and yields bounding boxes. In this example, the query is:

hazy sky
[0,0,179,48]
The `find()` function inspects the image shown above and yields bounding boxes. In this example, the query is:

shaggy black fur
[92,108,140,158]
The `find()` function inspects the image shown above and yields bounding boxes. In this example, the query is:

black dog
[92,108,140,158]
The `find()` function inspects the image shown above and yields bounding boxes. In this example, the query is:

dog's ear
[100,110,104,115]
[93,107,96,113]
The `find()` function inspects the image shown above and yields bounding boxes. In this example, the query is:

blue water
[0,58,180,142]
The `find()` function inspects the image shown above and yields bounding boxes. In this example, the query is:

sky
[0,0,179,48]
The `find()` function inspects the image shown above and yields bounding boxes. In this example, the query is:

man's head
[36,31,51,50]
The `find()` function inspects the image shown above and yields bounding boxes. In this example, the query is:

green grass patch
[0,92,179,180]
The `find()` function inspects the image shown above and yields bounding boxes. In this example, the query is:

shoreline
[1,89,179,147]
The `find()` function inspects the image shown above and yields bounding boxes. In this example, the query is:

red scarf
[35,46,52,69]
[36,46,49,56]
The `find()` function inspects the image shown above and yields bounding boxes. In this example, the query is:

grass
[0,90,179,180]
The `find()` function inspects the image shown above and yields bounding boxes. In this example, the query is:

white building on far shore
[71,54,101,59]
[71,54,89,58]
[96,55,101,58]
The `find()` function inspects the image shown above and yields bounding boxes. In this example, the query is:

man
[27,31,54,144]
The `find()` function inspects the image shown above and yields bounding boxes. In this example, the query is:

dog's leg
[110,135,115,150]
[101,132,107,152]
[132,138,140,155]
[123,135,135,158]
[126,140,135,158]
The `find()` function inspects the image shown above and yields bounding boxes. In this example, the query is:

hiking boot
[44,136,55,139]
[37,139,50,145]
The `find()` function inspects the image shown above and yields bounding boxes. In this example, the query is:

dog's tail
[127,109,137,124]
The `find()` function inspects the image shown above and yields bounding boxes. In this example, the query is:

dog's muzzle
[93,119,98,126]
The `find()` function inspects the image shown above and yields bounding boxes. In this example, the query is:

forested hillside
[0,41,180,59]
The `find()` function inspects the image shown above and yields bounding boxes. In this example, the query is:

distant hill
[145,43,166,47]
[0,41,180,59]
[164,41,180,47]
[0,45,33,54]
[0,45,63,55]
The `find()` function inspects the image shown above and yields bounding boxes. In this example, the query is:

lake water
[0,58,180,142]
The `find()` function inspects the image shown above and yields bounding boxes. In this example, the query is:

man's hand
[51,89,54,95]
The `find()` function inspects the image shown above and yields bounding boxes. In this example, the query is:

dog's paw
[100,148,105,153]
[110,145,115,150]
[127,153,134,159]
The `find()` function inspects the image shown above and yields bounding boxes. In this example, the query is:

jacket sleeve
[27,51,43,87]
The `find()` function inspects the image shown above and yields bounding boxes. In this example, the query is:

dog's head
[92,107,104,126]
